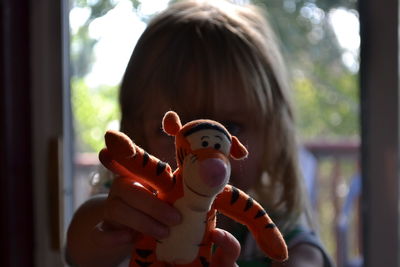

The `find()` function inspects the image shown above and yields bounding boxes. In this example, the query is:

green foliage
[71,26,97,77]
[253,0,359,140]
[71,0,360,151]
[70,0,146,152]
[293,71,359,140]
[70,0,143,78]
[72,0,117,20]
[71,78,120,152]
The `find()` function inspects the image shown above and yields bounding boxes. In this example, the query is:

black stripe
[134,259,152,267]
[244,197,254,211]
[183,123,231,142]
[200,256,210,267]
[142,152,149,167]
[265,223,276,229]
[156,161,167,175]
[254,209,267,219]
[230,186,240,204]
[135,249,153,259]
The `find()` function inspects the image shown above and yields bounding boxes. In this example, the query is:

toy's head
[162,111,248,198]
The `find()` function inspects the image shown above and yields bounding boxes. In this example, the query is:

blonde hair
[119,0,305,232]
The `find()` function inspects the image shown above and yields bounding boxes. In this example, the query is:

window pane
[69,1,361,266]
[69,0,169,207]
[259,0,361,265]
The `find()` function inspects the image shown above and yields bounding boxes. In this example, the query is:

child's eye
[201,141,209,147]
[223,121,241,136]
[214,143,221,150]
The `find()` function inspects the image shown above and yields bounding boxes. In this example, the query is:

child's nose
[199,158,228,188]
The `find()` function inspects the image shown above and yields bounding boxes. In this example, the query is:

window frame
[2,0,399,266]
[359,0,400,266]
[0,0,34,266]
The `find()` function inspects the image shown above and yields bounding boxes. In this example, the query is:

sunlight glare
[85,0,146,87]
[329,8,360,52]
[329,8,360,72]
[139,0,169,16]
[70,7,91,35]
[84,0,172,87]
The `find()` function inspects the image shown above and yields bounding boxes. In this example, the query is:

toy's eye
[214,143,221,150]
[202,141,209,147]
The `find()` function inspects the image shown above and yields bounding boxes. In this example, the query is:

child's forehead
[142,105,263,139]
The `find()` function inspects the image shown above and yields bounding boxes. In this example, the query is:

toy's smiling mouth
[184,182,211,198]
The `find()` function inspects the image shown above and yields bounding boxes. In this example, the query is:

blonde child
[67,1,333,266]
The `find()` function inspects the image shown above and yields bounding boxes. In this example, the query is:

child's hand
[92,176,182,247]
[91,176,240,267]
[210,228,241,267]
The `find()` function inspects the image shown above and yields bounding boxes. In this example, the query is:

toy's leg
[129,238,165,267]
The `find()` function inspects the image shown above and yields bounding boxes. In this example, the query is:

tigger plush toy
[99,111,288,267]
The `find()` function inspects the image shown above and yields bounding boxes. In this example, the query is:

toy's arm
[98,130,175,192]
[214,185,288,262]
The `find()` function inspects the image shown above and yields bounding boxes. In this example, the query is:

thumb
[210,228,241,267]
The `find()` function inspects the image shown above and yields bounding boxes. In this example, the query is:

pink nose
[199,158,228,188]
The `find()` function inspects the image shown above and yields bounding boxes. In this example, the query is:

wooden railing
[304,140,361,267]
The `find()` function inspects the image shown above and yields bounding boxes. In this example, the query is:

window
[66,0,399,266]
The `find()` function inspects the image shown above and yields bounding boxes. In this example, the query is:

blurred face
[142,88,265,192]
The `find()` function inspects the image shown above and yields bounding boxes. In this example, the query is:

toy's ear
[230,136,248,160]
[162,111,182,136]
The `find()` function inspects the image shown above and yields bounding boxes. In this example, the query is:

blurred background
[69,0,361,266]
[8,0,400,266]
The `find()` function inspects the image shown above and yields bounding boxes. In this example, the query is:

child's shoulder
[284,225,334,267]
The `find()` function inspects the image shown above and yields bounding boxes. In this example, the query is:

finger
[210,228,241,267]
[104,196,170,240]
[110,178,181,226]
[90,221,140,248]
